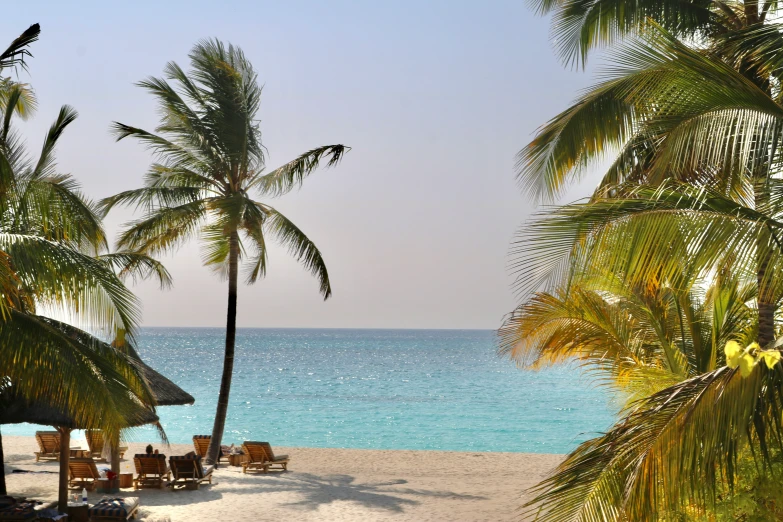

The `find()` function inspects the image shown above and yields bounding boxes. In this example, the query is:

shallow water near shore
[4,327,615,453]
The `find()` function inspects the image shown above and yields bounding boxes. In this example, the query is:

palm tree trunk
[758,257,775,348]
[745,0,759,24]
[756,179,776,348]
[205,230,240,465]
[0,428,6,496]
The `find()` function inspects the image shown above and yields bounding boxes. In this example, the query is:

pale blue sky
[3,1,596,329]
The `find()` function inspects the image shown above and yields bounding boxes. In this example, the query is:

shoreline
[1,424,571,456]
[3,435,562,521]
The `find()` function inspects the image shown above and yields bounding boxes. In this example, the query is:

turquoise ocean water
[3,328,616,454]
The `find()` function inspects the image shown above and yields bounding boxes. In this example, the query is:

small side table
[96,478,119,494]
[69,447,89,458]
[228,454,247,466]
[119,472,134,489]
[67,502,89,522]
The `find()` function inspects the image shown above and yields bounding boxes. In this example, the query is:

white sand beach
[2,435,561,521]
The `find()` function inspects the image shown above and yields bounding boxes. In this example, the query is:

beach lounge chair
[85,430,127,462]
[132,454,170,489]
[169,453,214,490]
[191,435,230,463]
[87,497,140,521]
[34,431,60,462]
[241,442,289,474]
[68,457,101,491]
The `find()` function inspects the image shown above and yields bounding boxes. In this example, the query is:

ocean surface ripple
[4,328,616,453]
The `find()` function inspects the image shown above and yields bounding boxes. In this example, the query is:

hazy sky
[3,1,597,329]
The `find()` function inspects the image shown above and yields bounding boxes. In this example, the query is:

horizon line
[138,325,497,332]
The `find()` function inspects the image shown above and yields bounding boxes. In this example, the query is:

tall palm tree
[102,39,348,464]
[505,21,783,519]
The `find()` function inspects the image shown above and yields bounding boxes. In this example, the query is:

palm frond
[250,145,349,197]
[0,312,154,438]
[0,233,139,334]
[518,24,783,202]
[98,252,173,289]
[0,24,40,71]
[115,199,208,255]
[256,203,331,298]
[524,366,783,520]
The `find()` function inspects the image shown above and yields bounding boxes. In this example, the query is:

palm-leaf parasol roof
[124,344,194,407]
[0,385,159,428]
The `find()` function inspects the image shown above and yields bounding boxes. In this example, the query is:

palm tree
[505,21,783,519]
[0,23,157,432]
[0,26,177,505]
[102,39,348,464]
[502,265,762,520]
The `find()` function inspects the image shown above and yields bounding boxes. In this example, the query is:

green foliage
[507,1,783,520]
[0,26,161,438]
[666,450,783,521]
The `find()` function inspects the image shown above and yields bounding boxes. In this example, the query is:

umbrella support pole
[56,426,70,514]
[109,436,120,476]
[0,428,6,495]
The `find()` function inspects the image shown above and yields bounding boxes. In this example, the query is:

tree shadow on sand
[223,472,488,513]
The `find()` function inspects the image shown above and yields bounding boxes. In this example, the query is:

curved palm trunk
[205,231,240,465]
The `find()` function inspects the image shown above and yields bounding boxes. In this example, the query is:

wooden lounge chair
[192,435,230,463]
[34,431,60,462]
[87,497,140,521]
[132,454,170,489]
[68,457,101,491]
[86,430,127,462]
[169,453,214,490]
[241,441,289,474]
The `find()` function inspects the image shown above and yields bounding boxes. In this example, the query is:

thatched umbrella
[125,345,195,407]
[0,317,194,509]
[0,346,193,511]
[0,385,160,512]
[0,390,160,427]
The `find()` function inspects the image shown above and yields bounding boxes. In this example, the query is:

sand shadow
[4,454,41,464]
[216,471,487,513]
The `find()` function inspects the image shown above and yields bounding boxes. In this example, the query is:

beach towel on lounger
[87,497,139,520]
